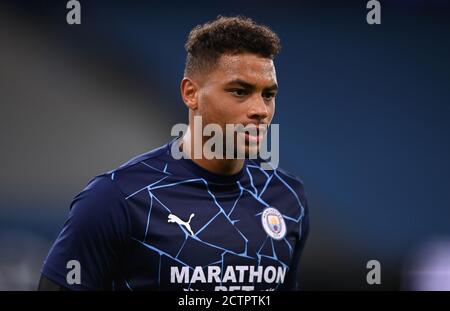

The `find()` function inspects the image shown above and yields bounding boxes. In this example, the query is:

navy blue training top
[41,138,310,291]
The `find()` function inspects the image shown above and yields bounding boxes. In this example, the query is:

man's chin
[233,144,260,159]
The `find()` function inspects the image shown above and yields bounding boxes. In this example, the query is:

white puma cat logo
[167,213,195,236]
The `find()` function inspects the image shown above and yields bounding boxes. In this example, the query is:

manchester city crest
[261,207,286,240]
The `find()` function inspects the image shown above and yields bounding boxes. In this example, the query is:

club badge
[261,207,286,240]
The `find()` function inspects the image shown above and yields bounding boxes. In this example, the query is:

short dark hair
[184,16,281,77]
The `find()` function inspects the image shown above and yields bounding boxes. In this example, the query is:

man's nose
[247,96,269,121]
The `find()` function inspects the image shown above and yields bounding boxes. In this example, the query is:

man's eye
[230,89,248,97]
[263,92,276,100]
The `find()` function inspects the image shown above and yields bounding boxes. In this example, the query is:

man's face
[195,53,278,157]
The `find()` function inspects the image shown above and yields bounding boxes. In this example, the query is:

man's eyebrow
[224,79,278,91]
[265,84,278,92]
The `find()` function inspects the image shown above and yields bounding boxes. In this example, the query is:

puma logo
[168,213,195,236]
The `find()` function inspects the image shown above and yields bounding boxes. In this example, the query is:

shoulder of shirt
[80,142,171,197]
[274,166,305,187]
[113,141,171,174]
[249,158,305,188]
[113,142,170,173]
[253,160,310,218]
[270,165,310,215]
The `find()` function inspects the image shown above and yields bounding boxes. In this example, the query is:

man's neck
[180,128,244,176]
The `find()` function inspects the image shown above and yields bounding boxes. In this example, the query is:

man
[38,15,309,291]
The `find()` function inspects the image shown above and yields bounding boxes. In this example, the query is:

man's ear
[180,77,199,110]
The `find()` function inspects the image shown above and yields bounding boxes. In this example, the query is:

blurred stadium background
[0,0,450,290]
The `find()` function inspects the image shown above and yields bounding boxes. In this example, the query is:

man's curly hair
[184,16,281,77]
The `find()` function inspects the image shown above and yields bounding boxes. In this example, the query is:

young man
[38,16,309,291]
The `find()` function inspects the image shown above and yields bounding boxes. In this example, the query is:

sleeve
[280,184,310,291]
[41,175,130,290]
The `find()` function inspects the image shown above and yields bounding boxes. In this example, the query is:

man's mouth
[235,124,268,144]
[243,132,264,143]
